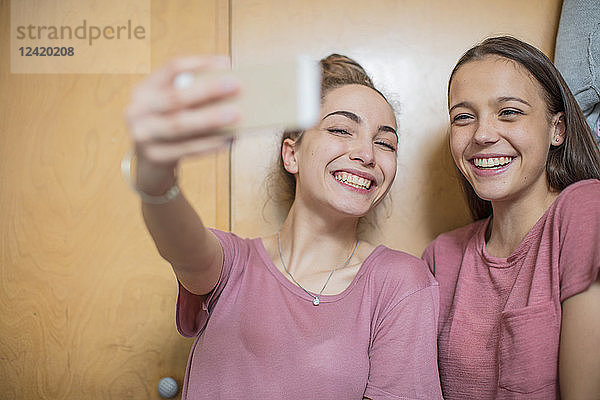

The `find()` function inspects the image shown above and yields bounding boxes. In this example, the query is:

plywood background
[0,1,229,398]
[0,0,563,398]
[230,0,562,256]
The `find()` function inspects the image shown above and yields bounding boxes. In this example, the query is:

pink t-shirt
[423,179,600,399]
[177,229,443,399]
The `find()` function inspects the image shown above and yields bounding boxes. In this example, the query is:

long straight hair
[448,36,600,220]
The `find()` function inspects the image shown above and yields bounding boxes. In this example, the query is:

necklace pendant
[312,297,320,306]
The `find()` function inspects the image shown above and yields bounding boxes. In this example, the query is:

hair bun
[320,53,375,91]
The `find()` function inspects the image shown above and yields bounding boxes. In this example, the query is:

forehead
[321,84,396,127]
[449,56,546,106]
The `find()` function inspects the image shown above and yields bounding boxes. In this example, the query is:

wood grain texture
[229,0,562,256]
[0,1,229,398]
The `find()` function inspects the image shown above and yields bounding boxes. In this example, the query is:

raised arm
[124,56,241,295]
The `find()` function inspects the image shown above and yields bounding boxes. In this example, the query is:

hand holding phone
[126,55,321,168]
[173,56,321,134]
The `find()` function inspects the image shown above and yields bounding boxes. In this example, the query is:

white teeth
[334,172,372,189]
[473,156,513,169]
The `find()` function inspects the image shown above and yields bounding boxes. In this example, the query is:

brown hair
[448,36,600,220]
[271,53,392,209]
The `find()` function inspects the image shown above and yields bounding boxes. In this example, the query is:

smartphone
[173,56,321,133]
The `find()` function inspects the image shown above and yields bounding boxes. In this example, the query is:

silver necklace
[277,231,359,306]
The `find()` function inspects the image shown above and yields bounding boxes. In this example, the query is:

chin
[333,203,372,219]
[472,186,513,203]
[467,176,508,197]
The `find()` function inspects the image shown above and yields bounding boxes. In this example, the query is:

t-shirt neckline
[253,238,385,304]
[477,214,547,268]
[476,183,580,267]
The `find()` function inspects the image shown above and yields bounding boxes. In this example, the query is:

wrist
[135,153,178,195]
[121,149,181,204]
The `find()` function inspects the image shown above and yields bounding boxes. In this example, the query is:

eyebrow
[379,125,398,137]
[448,101,471,114]
[497,96,531,107]
[322,110,397,137]
[322,110,361,123]
[449,96,532,113]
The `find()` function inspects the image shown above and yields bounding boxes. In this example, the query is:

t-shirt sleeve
[364,260,444,400]
[176,229,242,337]
[558,181,600,301]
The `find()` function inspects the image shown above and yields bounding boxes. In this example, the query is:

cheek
[449,130,467,164]
[524,137,552,167]
[380,155,397,183]
[513,123,551,160]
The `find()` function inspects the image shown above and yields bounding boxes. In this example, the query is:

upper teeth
[334,172,372,189]
[473,157,513,168]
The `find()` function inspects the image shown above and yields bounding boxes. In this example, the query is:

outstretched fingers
[140,135,234,164]
[130,102,240,143]
[125,55,242,165]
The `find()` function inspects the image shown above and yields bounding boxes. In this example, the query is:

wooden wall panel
[230,0,562,256]
[0,1,229,398]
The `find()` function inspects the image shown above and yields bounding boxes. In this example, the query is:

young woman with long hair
[424,36,600,399]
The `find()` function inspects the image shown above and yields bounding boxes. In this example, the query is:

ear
[281,138,299,174]
[551,112,566,146]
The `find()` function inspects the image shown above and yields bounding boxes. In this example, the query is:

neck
[277,201,360,275]
[487,186,559,257]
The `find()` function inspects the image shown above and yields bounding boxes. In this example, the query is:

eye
[327,128,351,136]
[374,140,397,152]
[451,113,474,125]
[499,108,523,118]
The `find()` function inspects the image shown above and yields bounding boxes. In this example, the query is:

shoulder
[551,179,600,224]
[553,180,600,300]
[209,228,259,246]
[208,228,258,263]
[422,220,485,275]
[209,228,243,250]
[367,246,438,298]
[556,179,600,209]
[423,220,484,257]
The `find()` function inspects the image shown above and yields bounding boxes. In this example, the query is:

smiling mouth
[472,156,514,169]
[333,171,373,190]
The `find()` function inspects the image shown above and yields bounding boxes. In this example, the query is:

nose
[349,136,376,167]
[472,116,500,146]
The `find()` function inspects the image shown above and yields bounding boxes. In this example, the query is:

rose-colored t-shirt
[177,229,443,399]
[423,179,600,399]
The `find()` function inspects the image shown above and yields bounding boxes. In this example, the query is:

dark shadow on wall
[421,127,472,241]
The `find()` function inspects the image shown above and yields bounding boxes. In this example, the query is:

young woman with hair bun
[125,53,443,399]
